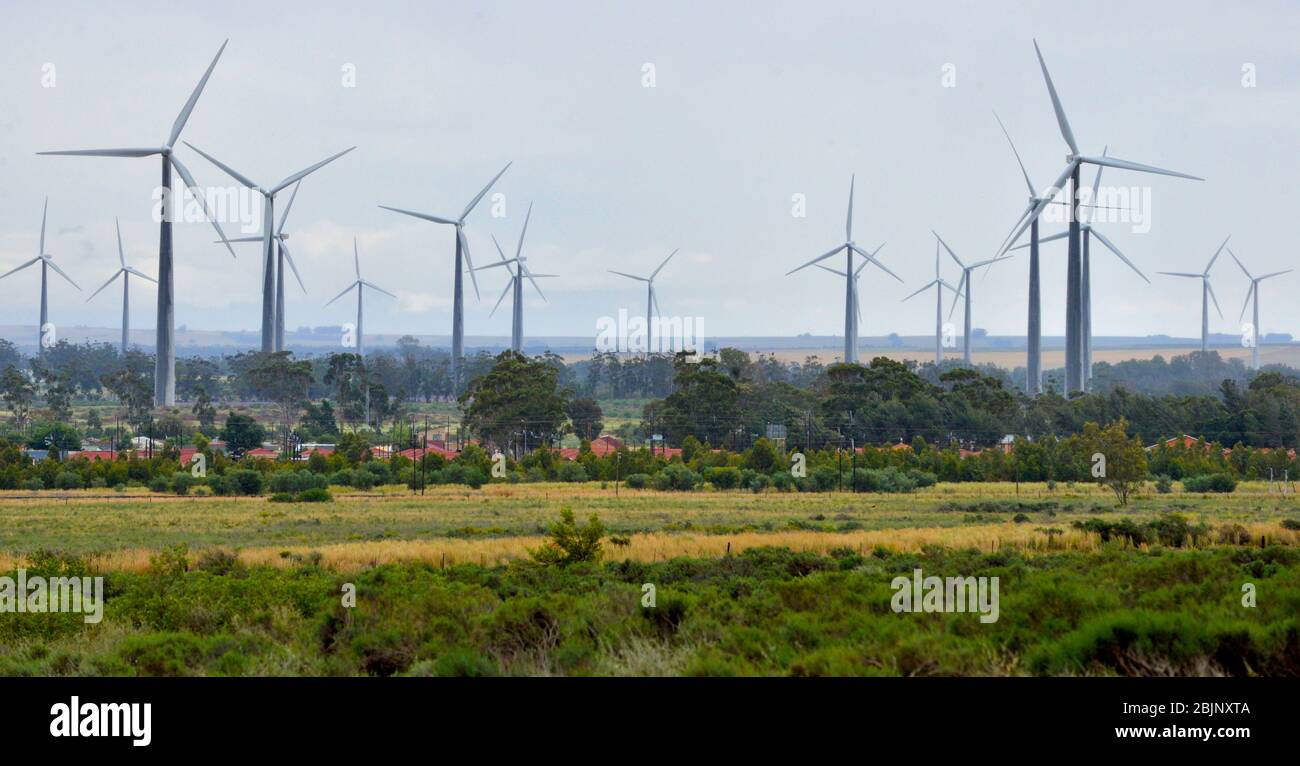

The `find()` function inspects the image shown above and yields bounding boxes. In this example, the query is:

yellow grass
[3,520,1297,574]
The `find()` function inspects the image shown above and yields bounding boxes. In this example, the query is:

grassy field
[4,481,1299,676]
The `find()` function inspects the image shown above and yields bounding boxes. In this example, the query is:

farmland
[3,481,1300,677]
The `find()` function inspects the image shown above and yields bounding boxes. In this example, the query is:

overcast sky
[1,0,1297,347]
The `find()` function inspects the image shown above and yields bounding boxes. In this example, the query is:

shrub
[268,492,296,503]
[53,471,83,490]
[1282,519,1300,531]
[1154,475,1173,494]
[171,471,197,496]
[623,473,650,489]
[770,472,795,492]
[529,508,605,566]
[653,464,700,492]
[148,476,169,493]
[556,462,588,483]
[1182,473,1237,493]
[295,487,333,503]
[228,469,265,496]
[704,466,740,489]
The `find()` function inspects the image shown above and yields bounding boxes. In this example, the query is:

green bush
[623,473,650,489]
[53,471,83,490]
[295,487,333,503]
[1154,475,1173,494]
[704,466,740,489]
[529,508,605,566]
[170,471,197,496]
[556,462,588,483]
[653,464,700,491]
[227,469,265,496]
[148,476,169,493]
[1182,474,1237,493]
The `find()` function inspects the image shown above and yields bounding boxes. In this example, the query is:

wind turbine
[223,181,309,351]
[1227,248,1292,370]
[998,40,1202,394]
[935,232,1010,365]
[814,242,885,342]
[785,175,902,364]
[186,143,354,353]
[0,198,80,354]
[1157,236,1230,354]
[473,203,557,353]
[325,239,395,358]
[902,238,964,366]
[992,111,1054,394]
[87,218,158,354]
[610,249,679,355]
[39,40,237,406]
[1014,152,1151,389]
[379,163,511,392]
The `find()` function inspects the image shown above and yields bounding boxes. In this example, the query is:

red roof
[67,450,122,461]
[245,448,281,459]
[397,445,459,460]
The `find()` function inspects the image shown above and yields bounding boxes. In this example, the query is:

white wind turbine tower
[998,40,1202,394]
[902,238,964,366]
[474,203,557,353]
[935,231,1011,366]
[991,111,1056,395]
[1157,236,1230,354]
[186,143,354,353]
[87,218,158,354]
[379,163,511,393]
[325,239,395,358]
[1013,151,1151,390]
[1228,248,1292,371]
[610,249,679,354]
[39,40,236,406]
[785,175,902,363]
[0,198,80,354]
[223,181,309,350]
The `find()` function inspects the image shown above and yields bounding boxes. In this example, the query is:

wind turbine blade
[325,282,358,307]
[124,267,157,283]
[38,147,162,158]
[969,255,1011,270]
[609,270,648,282]
[87,270,123,301]
[1033,40,1079,155]
[182,142,259,189]
[939,278,965,298]
[353,238,361,279]
[271,147,355,194]
[44,257,80,290]
[1088,148,1106,221]
[995,202,1034,255]
[280,241,307,293]
[1011,230,1071,251]
[1206,279,1223,319]
[169,40,228,147]
[651,248,679,279]
[853,276,862,323]
[1157,272,1203,278]
[786,244,845,276]
[461,162,512,221]
[1205,235,1230,274]
[814,263,848,278]
[1239,283,1254,322]
[932,230,964,269]
[999,159,1078,255]
[993,111,1035,195]
[845,174,855,242]
[0,258,42,281]
[278,181,300,235]
[849,244,902,283]
[377,205,457,225]
[489,278,512,317]
[224,236,264,243]
[651,286,661,317]
[360,280,396,299]
[39,197,48,255]
[1079,154,1202,182]
[902,280,939,302]
[523,265,546,302]
[1256,269,1293,281]
[1089,228,1148,283]
[115,217,125,267]
[458,227,480,300]
[1226,247,1253,280]
[947,272,966,320]
[169,154,237,258]
[473,259,517,272]
[514,202,533,263]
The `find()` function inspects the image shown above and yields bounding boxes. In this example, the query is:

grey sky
[1,0,1297,346]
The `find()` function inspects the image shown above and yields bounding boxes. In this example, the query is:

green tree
[220,412,267,458]
[1082,418,1148,506]
[565,396,604,441]
[1,366,36,429]
[460,351,569,453]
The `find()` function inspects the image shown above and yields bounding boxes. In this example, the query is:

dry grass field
[3,480,1298,573]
